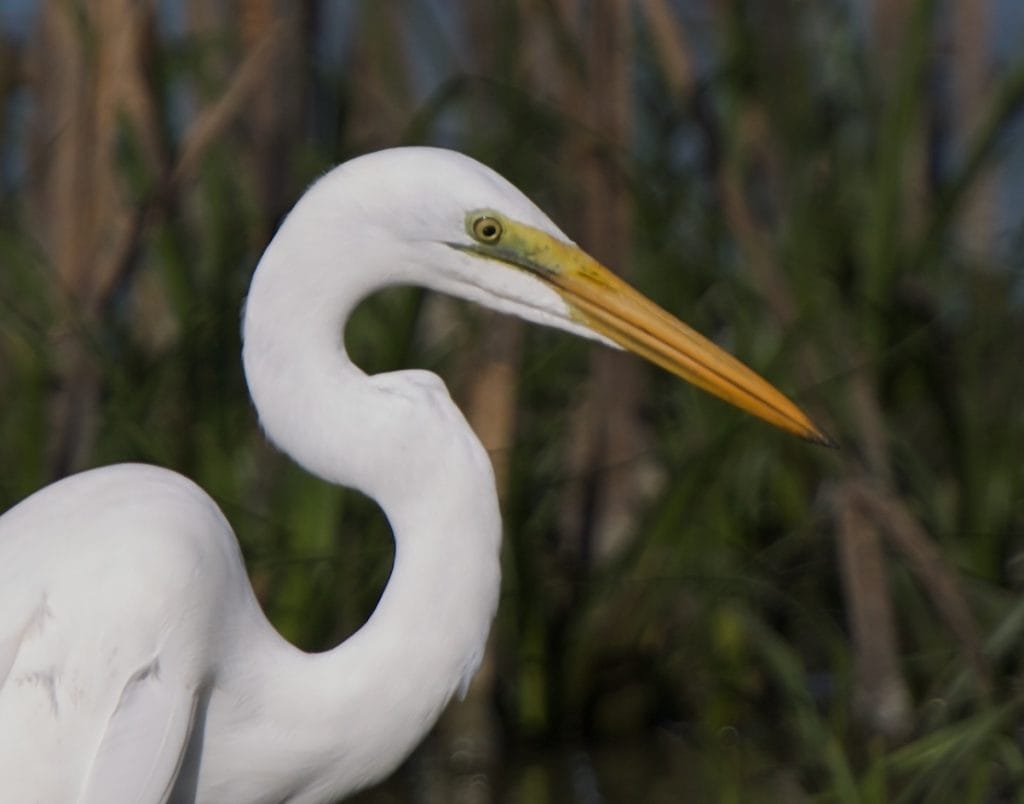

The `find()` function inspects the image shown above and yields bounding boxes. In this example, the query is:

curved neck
[229,199,502,799]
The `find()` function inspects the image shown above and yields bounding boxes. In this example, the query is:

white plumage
[0,147,824,803]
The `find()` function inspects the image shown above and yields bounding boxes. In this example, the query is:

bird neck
[235,213,501,798]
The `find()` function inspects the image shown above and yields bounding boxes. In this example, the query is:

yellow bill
[455,210,832,446]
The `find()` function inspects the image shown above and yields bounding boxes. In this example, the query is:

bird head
[288,147,830,444]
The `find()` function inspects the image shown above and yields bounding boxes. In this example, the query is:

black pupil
[481,222,496,238]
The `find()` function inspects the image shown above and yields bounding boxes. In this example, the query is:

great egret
[0,147,825,803]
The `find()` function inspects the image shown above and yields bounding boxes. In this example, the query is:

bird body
[0,147,824,802]
[1,464,241,801]
[1,450,499,802]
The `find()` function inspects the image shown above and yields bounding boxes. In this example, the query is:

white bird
[0,147,826,803]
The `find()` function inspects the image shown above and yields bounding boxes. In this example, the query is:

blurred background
[1,1,1023,801]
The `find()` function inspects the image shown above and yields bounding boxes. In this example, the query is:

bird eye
[471,216,503,243]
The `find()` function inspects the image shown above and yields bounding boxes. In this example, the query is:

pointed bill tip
[804,426,839,450]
